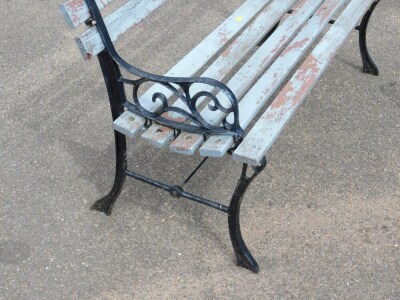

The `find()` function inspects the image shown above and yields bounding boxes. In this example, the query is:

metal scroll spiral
[83,0,244,143]
[121,77,244,141]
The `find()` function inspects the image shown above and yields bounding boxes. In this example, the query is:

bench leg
[91,132,127,215]
[359,0,381,76]
[228,157,267,273]
[91,51,127,215]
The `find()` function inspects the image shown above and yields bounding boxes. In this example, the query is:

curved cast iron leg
[228,157,267,273]
[359,0,381,76]
[91,51,128,215]
[91,131,127,215]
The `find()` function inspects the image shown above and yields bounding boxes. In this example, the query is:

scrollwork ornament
[121,76,244,142]
[84,0,244,144]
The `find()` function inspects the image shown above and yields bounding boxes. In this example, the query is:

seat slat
[113,111,145,139]
[76,0,167,60]
[60,0,115,28]
[170,0,330,155]
[112,0,272,138]
[141,0,298,148]
[232,0,375,166]
[198,0,348,158]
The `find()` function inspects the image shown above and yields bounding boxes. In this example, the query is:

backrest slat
[60,0,115,28]
[75,0,166,60]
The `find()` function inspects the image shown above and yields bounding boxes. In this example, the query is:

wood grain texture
[199,0,347,157]
[113,0,272,139]
[171,0,326,156]
[232,0,375,166]
[113,111,146,139]
[60,0,115,28]
[142,0,297,150]
[75,0,167,60]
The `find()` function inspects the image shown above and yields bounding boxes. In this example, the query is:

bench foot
[359,0,380,76]
[91,51,129,216]
[91,194,118,216]
[228,157,267,273]
[91,131,127,216]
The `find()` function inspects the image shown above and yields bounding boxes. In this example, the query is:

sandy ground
[1,0,399,299]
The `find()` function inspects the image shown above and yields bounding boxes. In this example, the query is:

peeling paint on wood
[120,0,272,144]
[170,0,328,156]
[112,111,145,139]
[75,0,167,60]
[140,123,175,148]
[169,132,205,156]
[106,0,376,166]
[199,0,347,158]
[232,0,375,166]
[60,0,114,28]
[143,0,297,150]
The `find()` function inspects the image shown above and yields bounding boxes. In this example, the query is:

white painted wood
[113,0,272,138]
[171,0,328,155]
[142,0,298,149]
[76,0,167,60]
[112,111,146,139]
[60,0,114,28]
[140,124,174,148]
[199,135,235,158]
[199,0,348,158]
[232,0,375,166]
[167,132,206,155]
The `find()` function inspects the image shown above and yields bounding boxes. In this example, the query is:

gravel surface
[1,0,399,299]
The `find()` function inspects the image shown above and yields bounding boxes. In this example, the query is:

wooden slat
[112,0,272,137]
[75,0,167,60]
[199,0,347,158]
[232,0,375,166]
[60,0,114,28]
[170,0,329,155]
[141,0,298,148]
[113,111,145,139]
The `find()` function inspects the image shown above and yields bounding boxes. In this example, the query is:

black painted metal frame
[84,0,244,143]
[359,0,381,76]
[85,0,380,273]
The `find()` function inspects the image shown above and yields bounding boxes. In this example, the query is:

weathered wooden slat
[76,0,167,60]
[112,0,272,138]
[199,0,347,158]
[170,0,328,155]
[141,0,298,149]
[232,0,375,166]
[60,0,115,28]
[113,111,146,139]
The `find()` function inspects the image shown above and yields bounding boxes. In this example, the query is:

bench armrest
[85,0,243,141]
[121,75,243,140]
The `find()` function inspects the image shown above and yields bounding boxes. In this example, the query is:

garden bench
[60,0,381,273]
